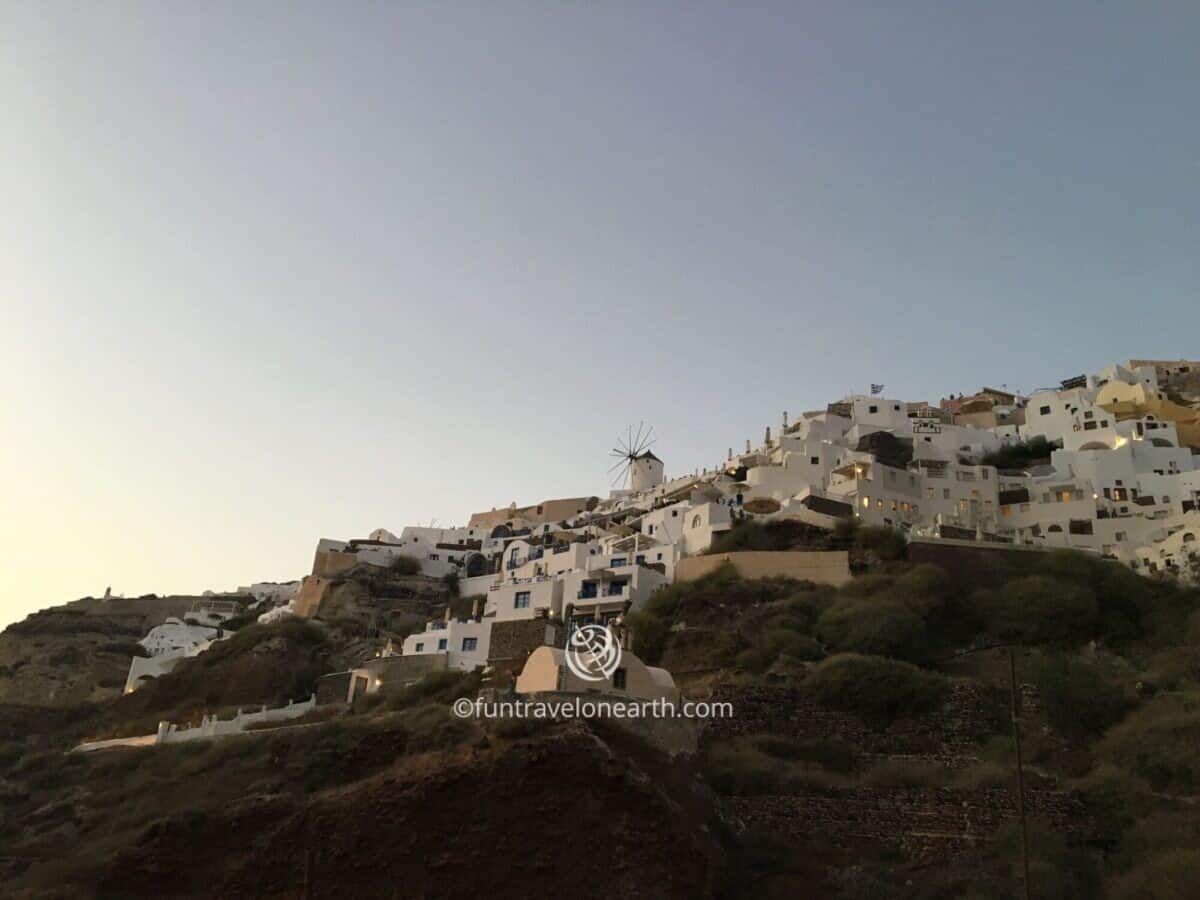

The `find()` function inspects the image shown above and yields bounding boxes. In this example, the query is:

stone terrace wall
[488,619,563,667]
[725,787,1086,863]
[677,551,852,587]
[704,681,1004,766]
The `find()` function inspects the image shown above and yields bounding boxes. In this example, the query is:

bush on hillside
[816,598,929,663]
[1098,693,1200,793]
[389,554,422,575]
[991,821,1101,900]
[625,609,673,665]
[853,525,908,562]
[1111,810,1200,873]
[803,653,949,722]
[707,520,780,554]
[1074,764,1156,839]
[1107,849,1200,900]
[703,736,846,795]
[980,436,1058,470]
[1140,647,1200,693]
[890,564,951,621]
[736,628,824,673]
[1030,651,1135,742]
[978,575,1098,645]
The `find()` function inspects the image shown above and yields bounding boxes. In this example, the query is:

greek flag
[870,383,884,395]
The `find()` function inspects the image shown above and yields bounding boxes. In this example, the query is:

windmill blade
[610,463,631,489]
[632,421,645,455]
[637,425,654,454]
[607,458,628,474]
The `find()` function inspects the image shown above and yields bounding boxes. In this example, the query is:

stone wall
[703,681,1004,766]
[487,619,563,668]
[315,671,353,705]
[724,787,1086,862]
[370,653,447,691]
[676,551,851,586]
[293,575,334,618]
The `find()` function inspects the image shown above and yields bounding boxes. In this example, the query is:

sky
[2,2,1199,627]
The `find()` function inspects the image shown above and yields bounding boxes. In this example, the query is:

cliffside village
[107,357,1200,736]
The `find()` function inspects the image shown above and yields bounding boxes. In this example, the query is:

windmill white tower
[608,423,664,493]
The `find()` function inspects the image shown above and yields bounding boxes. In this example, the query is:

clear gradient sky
[3,3,1198,627]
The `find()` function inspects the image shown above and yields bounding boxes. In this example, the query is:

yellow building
[1096,382,1200,449]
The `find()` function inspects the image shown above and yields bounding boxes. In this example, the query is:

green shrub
[703,737,845,795]
[979,575,1098,645]
[980,436,1058,470]
[625,610,672,665]
[854,526,907,561]
[748,734,860,773]
[389,554,421,575]
[1140,647,1200,692]
[858,759,943,788]
[381,670,480,712]
[1112,811,1200,872]
[1074,764,1155,838]
[1098,693,1200,792]
[991,822,1100,900]
[399,703,471,753]
[766,630,824,662]
[1030,651,1134,742]
[1107,849,1200,900]
[816,599,928,663]
[803,653,949,722]
[707,520,779,554]
[890,564,951,621]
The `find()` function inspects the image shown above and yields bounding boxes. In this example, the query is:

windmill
[607,422,657,491]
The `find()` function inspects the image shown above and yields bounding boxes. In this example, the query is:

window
[869,405,878,414]
[415,642,424,652]
[811,456,819,465]
[607,580,626,596]
[437,638,447,651]
[943,488,951,499]
[514,591,531,609]
[612,669,627,690]
[1040,405,1051,415]
[611,557,626,567]
[862,495,870,508]
[635,554,645,564]
[692,515,701,528]
[462,637,478,652]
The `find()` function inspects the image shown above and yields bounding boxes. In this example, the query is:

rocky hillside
[3,532,1200,898]
[0,595,223,707]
